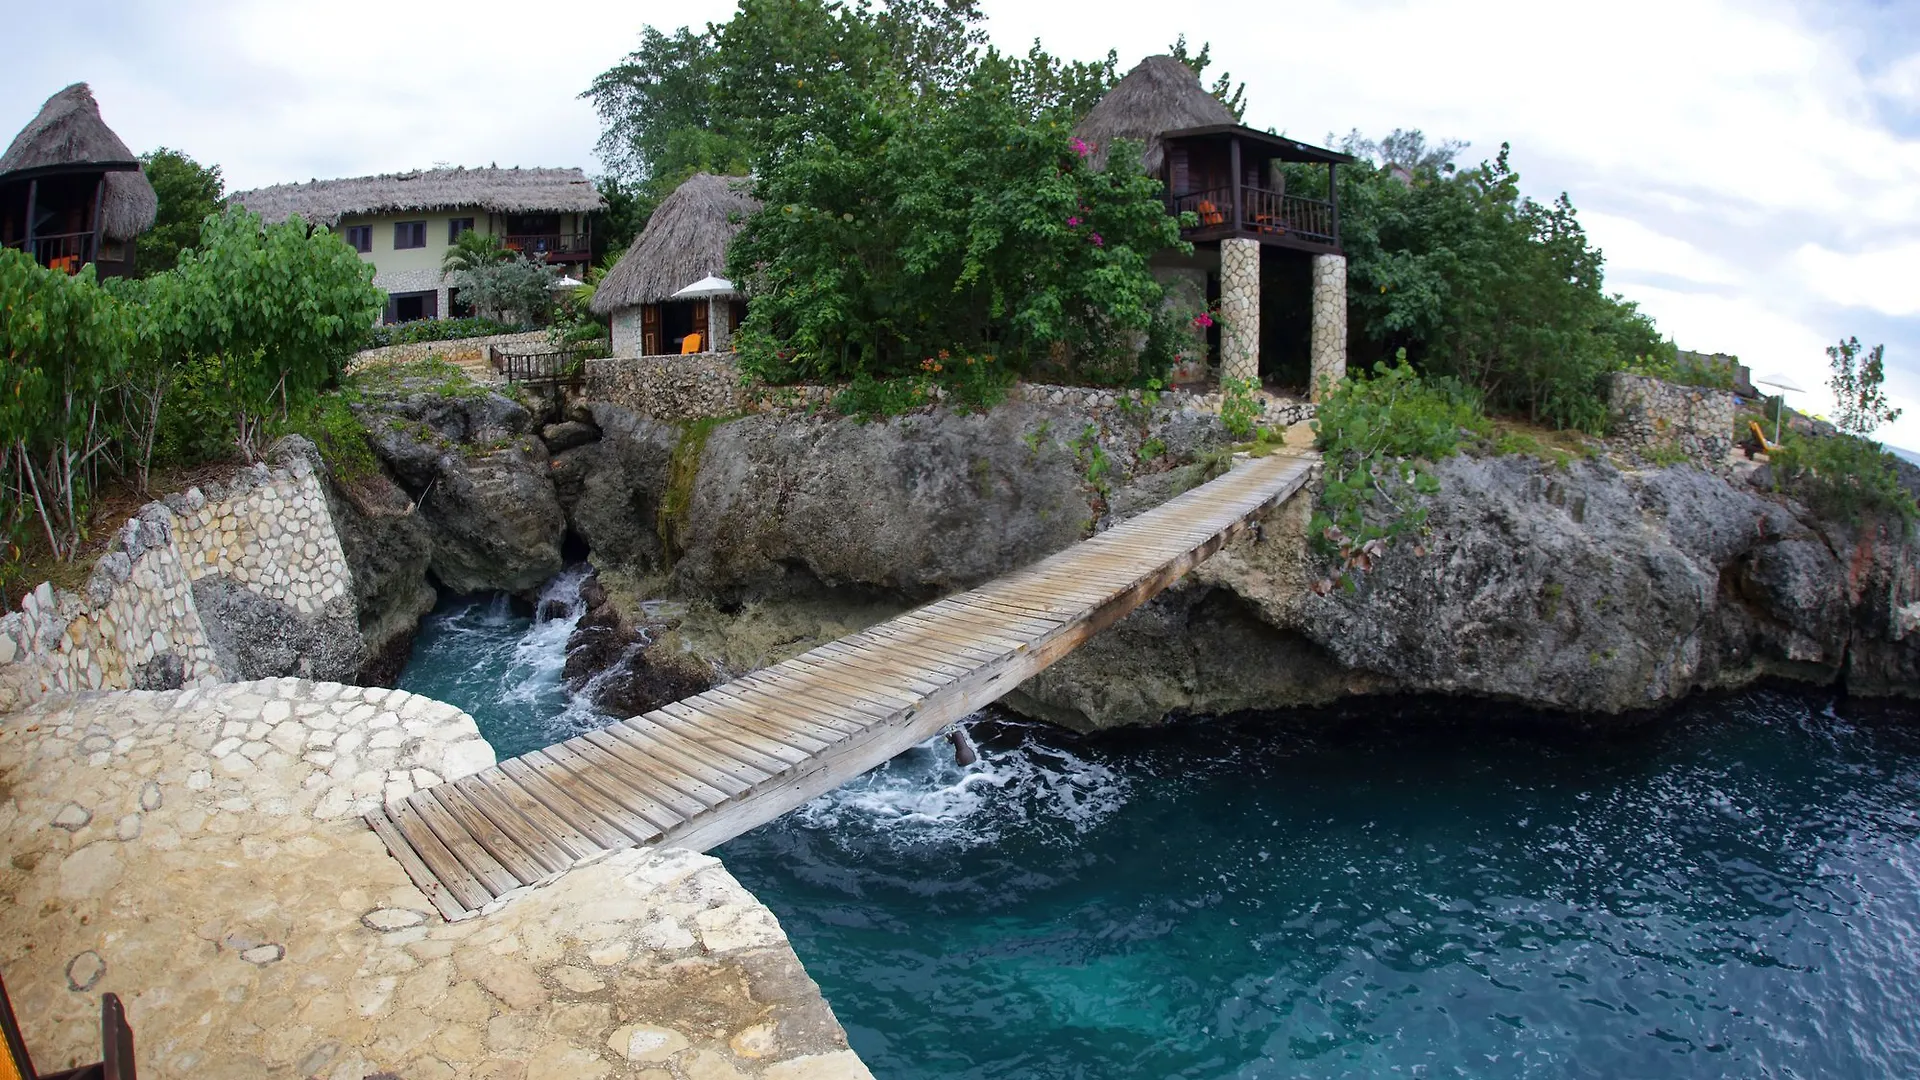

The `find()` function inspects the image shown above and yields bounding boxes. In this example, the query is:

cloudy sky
[7,0,1918,447]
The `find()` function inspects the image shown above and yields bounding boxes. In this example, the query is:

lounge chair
[680,332,704,355]
[0,973,136,1080]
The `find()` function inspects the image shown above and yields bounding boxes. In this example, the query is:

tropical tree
[451,253,558,327]
[441,229,513,276]
[1827,336,1901,436]
[136,148,225,276]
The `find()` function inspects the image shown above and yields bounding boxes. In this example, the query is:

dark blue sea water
[400,584,1920,1079]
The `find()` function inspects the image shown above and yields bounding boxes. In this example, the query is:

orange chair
[680,332,703,355]
[1195,200,1226,227]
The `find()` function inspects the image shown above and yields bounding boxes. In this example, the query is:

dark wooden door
[641,304,660,355]
[690,301,709,352]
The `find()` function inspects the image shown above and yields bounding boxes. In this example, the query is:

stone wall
[584,352,1317,432]
[0,446,352,714]
[1606,372,1739,465]
[1309,254,1348,402]
[351,330,551,373]
[584,353,751,422]
[1219,237,1260,385]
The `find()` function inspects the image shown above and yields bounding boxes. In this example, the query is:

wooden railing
[4,231,97,273]
[502,233,590,260]
[1167,185,1339,247]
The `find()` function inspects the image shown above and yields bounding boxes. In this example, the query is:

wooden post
[90,174,106,269]
[1328,162,1339,247]
[22,178,37,258]
[1229,136,1244,233]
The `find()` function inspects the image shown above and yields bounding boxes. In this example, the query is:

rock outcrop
[1020,454,1920,729]
[325,470,437,684]
[359,388,567,595]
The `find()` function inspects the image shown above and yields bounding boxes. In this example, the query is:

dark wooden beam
[90,174,106,270]
[1229,136,1244,234]
[1328,162,1339,248]
[22,178,36,254]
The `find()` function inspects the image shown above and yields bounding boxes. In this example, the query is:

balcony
[503,233,591,262]
[1168,185,1339,253]
[4,231,98,274]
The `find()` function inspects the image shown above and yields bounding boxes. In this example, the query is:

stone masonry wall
[585,353,750,422]
[1606,372,1739,465]
[586,353,1317,432]
[1219,237,1260,386]
[1309,254,1348,402]
[0,449,350,714]
[352,330,552,373]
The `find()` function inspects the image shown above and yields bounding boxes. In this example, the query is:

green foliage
[831,374,938,421]
[1166,34,1245,120]
[1330,137,1670,432]
[448,253,557,327]
[441,230,513,276]
[1310,356,1488,587]
[1137,437,1166,462]
[142,207,385,459]
[730,53,1184,385]
[1826,336,1902,436]
[1620,349,1736,389]
[365,315,518,348]
[0,252,132,561]
[1068,423,1112,496]
[657,416,728,561]
[136,148,225,277]
[1770,431,1916,525]
[1219,376,1259,438]
[276,391,377,482]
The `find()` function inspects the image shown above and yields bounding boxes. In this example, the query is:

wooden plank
[772,655,924,713]
[527,745,681,837]
[700,681,869,737]
[561,733,725,817]
[662,697,831,757]
[429,784,552,886]
[390,799,495,913]
[843,626,997,673]
[598,717,760,795]
[861,618,1011,664]
[365,808,470,921]
[449,772,576,876]
[893,612,1033,656]
[408,789,520,897]
[810,640,951,696]
[656,700,810,767]
[697,683,860,745]
[734,667,895,725]
[921,599,1059,639]
[499,754,646,849]
[460,769,599,864]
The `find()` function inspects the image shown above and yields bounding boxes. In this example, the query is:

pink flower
[1067,216,1081,227]
[1090,233,1104,246]
[1193,313,1214,328]
[1071,137,1091,157]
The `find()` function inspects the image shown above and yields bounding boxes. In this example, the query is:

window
[383,289,439,324]
[393,221,427,249]
[345,225,372,253]
[448,217,475,244]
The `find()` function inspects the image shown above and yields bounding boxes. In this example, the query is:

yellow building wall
[332,210,500,280]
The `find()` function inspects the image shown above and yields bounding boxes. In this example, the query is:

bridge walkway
[367,450,1319,919]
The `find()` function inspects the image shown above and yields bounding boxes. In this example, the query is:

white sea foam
[787,722,1131,851]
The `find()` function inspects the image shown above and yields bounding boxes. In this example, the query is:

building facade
[232,167,604,323]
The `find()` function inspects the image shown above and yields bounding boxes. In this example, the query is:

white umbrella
[550,275,585,289]
[1755,373,1806,444]
[672,275,737,299]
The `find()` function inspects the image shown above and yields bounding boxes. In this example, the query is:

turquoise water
[399,592,1920,1078]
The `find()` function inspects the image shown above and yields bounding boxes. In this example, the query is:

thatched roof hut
[0,83,157,241]
[231,166,605,228]
[1073,56,1237,174]
[592,173,759,315]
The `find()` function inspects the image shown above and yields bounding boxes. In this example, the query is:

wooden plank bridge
[367,450,1319,919]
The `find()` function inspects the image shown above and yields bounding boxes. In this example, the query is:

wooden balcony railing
[1168,185,1339,248]
[502,233,591,260]
[4,231,98,274]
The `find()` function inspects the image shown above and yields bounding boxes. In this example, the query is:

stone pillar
[1309,253,1348,401]
[1218,238,1260,387]
[707,296,731,353]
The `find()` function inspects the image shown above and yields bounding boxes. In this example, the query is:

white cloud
[1582,211,1744,288]
[1793,242,1920,317]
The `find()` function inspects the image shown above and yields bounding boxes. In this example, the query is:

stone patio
[0,679,871,1079]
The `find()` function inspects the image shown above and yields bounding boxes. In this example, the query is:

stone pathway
[0,680,871,1079]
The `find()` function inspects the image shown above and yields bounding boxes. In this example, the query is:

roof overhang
[0,159,141,184]
[1158,124,1357,166]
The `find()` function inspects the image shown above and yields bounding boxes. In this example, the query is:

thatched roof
[1073,55,1237,173]
[592,173,759,314]
[0,84,158,240]
[231,166,606,228]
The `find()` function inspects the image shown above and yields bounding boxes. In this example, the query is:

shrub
[1311,355,1488,587]
[1769,432,1916,525]
[366,315,518,349]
